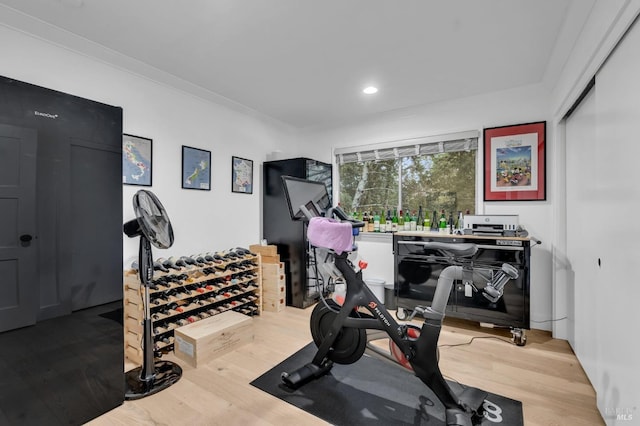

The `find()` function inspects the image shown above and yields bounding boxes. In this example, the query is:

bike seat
[422,241,477,257]
[307,217,354,254]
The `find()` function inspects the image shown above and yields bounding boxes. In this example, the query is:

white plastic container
[364,278,386,304]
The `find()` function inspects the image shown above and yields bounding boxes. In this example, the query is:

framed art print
[231,156,253,194]
[182,145,211,190]
[483,121,546,201]
[122,134,152,186]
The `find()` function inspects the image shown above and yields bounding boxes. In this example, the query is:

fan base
[125,361,182,400]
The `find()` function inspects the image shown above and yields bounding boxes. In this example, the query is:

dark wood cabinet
[263,158,332,308]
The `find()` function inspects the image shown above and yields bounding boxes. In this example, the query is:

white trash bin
[364,278,386,304]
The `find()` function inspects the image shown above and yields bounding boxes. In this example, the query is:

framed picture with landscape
[483,121,546,201]
[122,134,152,186]
[182,145,211,190]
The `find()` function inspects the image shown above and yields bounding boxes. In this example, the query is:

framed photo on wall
[182,145,211,190]
[231,156,253,194]
[122,134,152,186]
[483,121,546,201]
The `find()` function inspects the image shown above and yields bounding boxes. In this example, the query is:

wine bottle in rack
[194,254,211,265]
[161,257,181,271]
[180,256,198,266]
[204,253,222,264]
[170,256,188,269]
[154,260,169,272]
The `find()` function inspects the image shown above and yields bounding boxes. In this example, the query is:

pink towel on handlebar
[307,217,353,254]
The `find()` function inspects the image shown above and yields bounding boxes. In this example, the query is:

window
[336,132,478,223]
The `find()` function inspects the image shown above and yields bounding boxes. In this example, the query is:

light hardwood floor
[88,306,604,425]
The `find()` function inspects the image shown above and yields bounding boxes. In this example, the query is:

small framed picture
[182,145,211,190]
[483,121,546,201]
[122,134,152,186]
[231,156,253,194]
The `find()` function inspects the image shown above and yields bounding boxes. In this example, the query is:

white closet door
[592,16,640,418]
[565,87,599,390]
[567,17,640,422]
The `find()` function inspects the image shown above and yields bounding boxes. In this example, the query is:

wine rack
[123,250,262,366]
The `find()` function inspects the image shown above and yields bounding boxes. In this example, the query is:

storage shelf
[123,250,262,365]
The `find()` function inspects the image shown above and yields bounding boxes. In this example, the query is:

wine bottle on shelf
[373,211,381,232]
[423,213,431,232]
[391,209,398,232]
[431,210,438,231]
[154,260,169,272]
[163,257,182,271]
[448,212,454,234]
[385,209,392,232]
[439,210,448,234]
[397,210,404,230]
[416,206,424,231]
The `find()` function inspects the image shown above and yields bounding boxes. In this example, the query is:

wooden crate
[260,254,280,264]
[173,310,253,367]
[261,262,285,280]
[262,295,285,312]
[249,244,277,257]
[262,262,285,312]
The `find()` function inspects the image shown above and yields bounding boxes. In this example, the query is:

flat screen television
[281,175,331,220]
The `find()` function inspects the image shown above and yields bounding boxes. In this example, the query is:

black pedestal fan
[123,190,182,400]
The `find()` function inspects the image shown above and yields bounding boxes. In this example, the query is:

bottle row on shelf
[150,281,260,320]
[352,207,470,234]
[131,247,258,273]
[148,264,258,293]
[124,246,262,364]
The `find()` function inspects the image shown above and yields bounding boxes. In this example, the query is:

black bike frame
[312,251,462,409]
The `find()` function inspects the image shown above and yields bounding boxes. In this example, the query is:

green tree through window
[339,150,476,222]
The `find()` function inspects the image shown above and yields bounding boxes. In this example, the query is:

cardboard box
[174,311,253,367]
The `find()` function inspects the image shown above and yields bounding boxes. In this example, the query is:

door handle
[19,234,33,243]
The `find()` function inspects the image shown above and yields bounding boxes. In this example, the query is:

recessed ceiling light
[363,86,378,95]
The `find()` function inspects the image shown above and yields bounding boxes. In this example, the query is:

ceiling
[0,0,593,129]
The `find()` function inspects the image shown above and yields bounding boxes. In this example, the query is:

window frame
[333,130,480,214]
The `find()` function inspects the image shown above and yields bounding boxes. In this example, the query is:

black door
[0,124,38,333]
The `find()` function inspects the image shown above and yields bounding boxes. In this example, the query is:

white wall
[300,84,555,330]
[0,25,297,267]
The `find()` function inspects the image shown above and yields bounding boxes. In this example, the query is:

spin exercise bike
[279,176,519,426]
